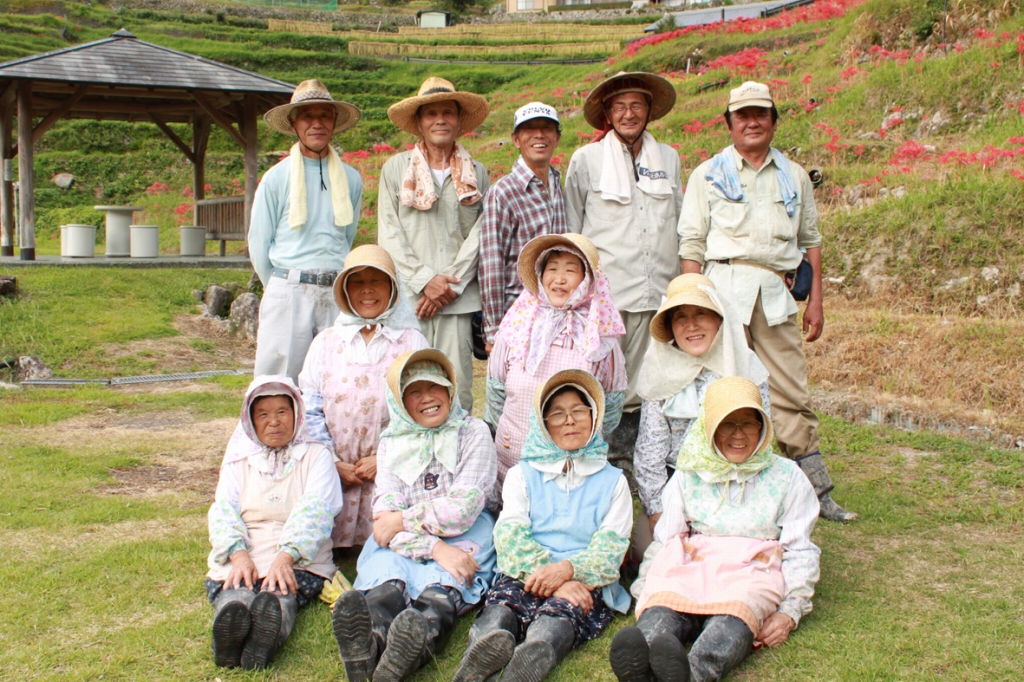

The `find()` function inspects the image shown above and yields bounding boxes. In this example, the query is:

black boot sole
[212,601,250,668]
[453,629,516,682]
[240,591,281,670]
[649,633,690,682]
[610,626,654,682]
[334,590,377,682]
[501,641,557,682]
[373,609,428,682]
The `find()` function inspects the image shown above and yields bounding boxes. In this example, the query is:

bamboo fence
[396,23,643,38]
[268,18,334,34]
[348,40,621,57]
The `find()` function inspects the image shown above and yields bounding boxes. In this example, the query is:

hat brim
[333,245,399,315]
[386,349,458,405]
[264,99,362,136]
[333,265,398,316]
[533,369,606,443]
[727,98,774,112]
[513,114,560,132]
[703,376,773,454]
[387,91,490,137]
[518,233,600,297]
[584,72,677,130]
[650,289,723,345]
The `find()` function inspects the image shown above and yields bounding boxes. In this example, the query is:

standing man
[564,72,683,466]
[378,77,490,411]
[478,102,566,352]
[677,81,857,522]
[251,80,364,381]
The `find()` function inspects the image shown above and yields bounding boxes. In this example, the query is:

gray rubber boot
[501,615,575,682]
[611,606,689,682]
[374,586,457,682]
[649,634,691,682]
[453,605,518,682]
[794,452,858,523]
[334,583,406,682]
[276,594,298,647]
[240,590,282,670]
[688,615,753,682]
[606,410,641,474]
[211,588,255,668]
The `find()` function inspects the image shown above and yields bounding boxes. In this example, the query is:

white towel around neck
[598,130,673,205]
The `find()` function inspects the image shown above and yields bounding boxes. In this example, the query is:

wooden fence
[268,18,334,35]
[348,40,621,57]
[396,23,643,37]
[196,196,246,257]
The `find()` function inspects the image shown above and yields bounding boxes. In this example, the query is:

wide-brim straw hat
[584,71,677,130]
[703,376,773,453]
[386,348,458,405]
[518,233,600,297]
[387,77,490,137]
[332,244,399,315]
[264,79,361,136]
[533,368,606,441]
[650,273,723,345]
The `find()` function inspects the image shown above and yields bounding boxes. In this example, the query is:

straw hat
[264,79,361,136]
[386,348,458,405]
[584,71,677,130]
[533,368,606,439]
[517,233,600,297]
[332,244,399,315]
[649,273,723,344]
[703,376,773,452]
[387,77,490,137]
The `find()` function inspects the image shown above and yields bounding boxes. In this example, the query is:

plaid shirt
[478,157,567,342]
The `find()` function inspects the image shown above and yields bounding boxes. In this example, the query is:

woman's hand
[648,512,663,536]
[432,540,480,586]
[226,549,258,590]
[337,461,364,487]
[524,560,574,598]
[263,552,298,597]
[553,580,594,613]
[372,511,405,548]
[354,456,377,482]
[755,611,795,648]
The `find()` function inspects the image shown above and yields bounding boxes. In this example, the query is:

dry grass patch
[1,514,206,559]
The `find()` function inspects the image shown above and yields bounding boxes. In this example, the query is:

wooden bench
[196,196,246,257]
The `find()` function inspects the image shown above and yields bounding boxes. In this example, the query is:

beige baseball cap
[727,81,774,112]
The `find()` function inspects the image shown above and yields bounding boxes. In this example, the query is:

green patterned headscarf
[520,379,608,466]
[675,406,775,483]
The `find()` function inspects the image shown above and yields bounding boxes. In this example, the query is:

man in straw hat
[563,72,684,469]
[378,77,491,410]
[478,102,566,353]
[251,79,364,382]
[677,81,857,522]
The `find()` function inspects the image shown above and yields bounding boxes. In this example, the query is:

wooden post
[242,93,258,259]
[192,116,210,226]
[1,102,13,257]
[17,81,34,261]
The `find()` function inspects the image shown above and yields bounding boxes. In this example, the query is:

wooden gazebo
[0,29,295,259]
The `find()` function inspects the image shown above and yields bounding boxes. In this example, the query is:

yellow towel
[287,141,353,230]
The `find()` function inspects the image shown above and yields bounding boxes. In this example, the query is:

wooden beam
[150,113,195,164]
[242,92,258,255]
[31,97,202,116]
[192,116,210,226]
[191,90,245,149]
[0,103,13,256]
[17,81,34,260]
[31,84,89,143]
[0,80,15,106]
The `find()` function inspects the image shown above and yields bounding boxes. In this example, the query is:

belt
[271,267,338,287]
[712,259,792,279]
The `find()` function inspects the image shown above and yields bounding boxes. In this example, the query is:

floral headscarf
[222,375,314,479]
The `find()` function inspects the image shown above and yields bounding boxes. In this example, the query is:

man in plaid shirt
[478,102,567,352]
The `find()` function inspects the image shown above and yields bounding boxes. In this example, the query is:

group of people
[204,71,856,681]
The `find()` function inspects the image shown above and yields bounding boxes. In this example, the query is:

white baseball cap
[513,102,560,131]
[727,81,774,112]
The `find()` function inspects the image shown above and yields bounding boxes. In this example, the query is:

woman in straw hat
[377,77,492,411]
[631,273,770,562]
[455,369,632,682]
[485,233,627,493]
[610,376,820,682]
[332,349,498,682]
[298,245,428,552]
[251,79,364,382]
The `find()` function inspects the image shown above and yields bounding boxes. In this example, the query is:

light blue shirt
[249,154,363,285]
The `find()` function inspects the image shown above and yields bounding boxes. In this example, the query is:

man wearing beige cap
[677,80,857,522]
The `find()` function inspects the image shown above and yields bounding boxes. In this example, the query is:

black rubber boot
[240,591,283,670]
[610,626,653,682]
[334,583,407,682]
[502,615,575,682]
[453,605,518,682]
[688,615,754,682]
[606,410,641,474]
[649,634,691,682]
[794,452,858,523]
[211,588,255,668]
[374,586,457,682]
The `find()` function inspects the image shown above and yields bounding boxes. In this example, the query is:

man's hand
[432,540,480,586]
[681,259,702,275]
[263,551,297,596]
[372,511,405,549]
[423,274,460,306]
[553,580,594,613]
[337,461,364,488]
[802,297,824,342]
[754,611,795,648]
[416,296,442,319]
[354,455,377,482]
[226,549,258,590]
[484,342,493,356]
[524,560,573,598]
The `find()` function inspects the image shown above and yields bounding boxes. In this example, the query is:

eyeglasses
[716,420,761,437]
[608,102,649,115]
[544,406,593,426]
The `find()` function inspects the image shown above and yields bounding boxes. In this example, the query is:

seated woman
[299,244,427,551]
[610,376,820,682]
[205,375,343,670]
[332,348,498,682]
[631,273,769,562]
[455,369,633,682]
[485,233,627,493]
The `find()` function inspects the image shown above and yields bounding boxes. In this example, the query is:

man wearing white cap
[478,102,566,352]
[251,79,364,382]
[677,80,857,522]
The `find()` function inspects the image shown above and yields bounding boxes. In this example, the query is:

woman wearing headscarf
[299,244,428,551]
[610,376,820,682]
[455,370,632,682]
[205,375,343,670]
[631,273,770,561]
[485,233,627,490]
[331,349,498,682]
